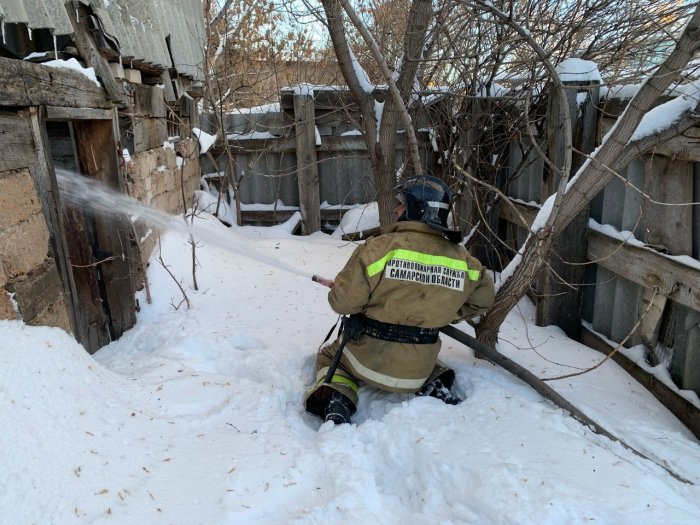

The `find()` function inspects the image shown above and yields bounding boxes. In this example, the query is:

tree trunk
[377,0,433,181]
[477,234,552,347]
[372,155,396,230]
[323,0,433,229]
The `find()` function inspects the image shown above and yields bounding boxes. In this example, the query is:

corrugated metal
[0,0,73,35]
[86,0,204,79]
[0,0,204,80]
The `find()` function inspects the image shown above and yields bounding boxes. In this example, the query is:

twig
[155,236,190,310]
[71,255,123,268]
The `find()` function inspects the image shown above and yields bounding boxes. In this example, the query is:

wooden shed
[0,0,205,353]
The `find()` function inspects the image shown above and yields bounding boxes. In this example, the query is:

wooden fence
[499,82,700,434]
[201,87,438,233]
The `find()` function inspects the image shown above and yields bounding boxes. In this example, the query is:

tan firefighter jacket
[327,221,496,393]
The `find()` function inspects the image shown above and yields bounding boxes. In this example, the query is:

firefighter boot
[325,391,354,424]
[417,377,462,405]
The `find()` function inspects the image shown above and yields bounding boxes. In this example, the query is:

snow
[349,47,374,93]
[40,58,101,86]
[24,51,49,59]
[629,83,700,142]
[193,190,237,226]
[2,211,700,524]
[602,82,699,101]
[192,127,217,154]
[226,131,282,141]
[121,148,132,164]
[478,82,507,97]
[331,203,379,238]
[291,83,315,97]
[583,321,700,408]
[589,219,700,271]
[227,103,281,115]
[601,84,642,100]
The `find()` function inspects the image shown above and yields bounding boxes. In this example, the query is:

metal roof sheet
[0,0,204,80]
[0,0,74,35]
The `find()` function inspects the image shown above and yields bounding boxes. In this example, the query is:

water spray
[55,169,315,280]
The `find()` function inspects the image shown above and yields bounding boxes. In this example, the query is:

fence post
[293,87,321,234]
[536,80,600,339]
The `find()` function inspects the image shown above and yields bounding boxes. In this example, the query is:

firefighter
[305,175,495,424]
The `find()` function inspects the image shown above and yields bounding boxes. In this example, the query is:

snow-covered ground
[2,213,700,525]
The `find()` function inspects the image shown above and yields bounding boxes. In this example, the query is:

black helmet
[395,175,452,232]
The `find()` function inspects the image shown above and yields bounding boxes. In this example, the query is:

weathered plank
[62,204,113,352]
[294,92,321,234]
[227,135,381,154]
[72,119,136,342]
[0,111,34,171]
[647,127,700,161]
[0,56,112,109]
[643,156,693,255]
[240,209,348,223]
[538,82,600,339]
[68,5,124,105]
[28,108,81,340]
[46,107,114,121]
[161,70,177,103]
[587,229,700,312]
[500,201,700,313]
[498,199,539,228]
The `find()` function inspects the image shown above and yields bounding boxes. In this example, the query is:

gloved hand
[312,275,335,288]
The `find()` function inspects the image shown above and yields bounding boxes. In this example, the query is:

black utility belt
[351,314,439,344]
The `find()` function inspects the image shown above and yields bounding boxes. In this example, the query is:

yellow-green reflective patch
[366,249,480,281]
[316,373,359,393]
